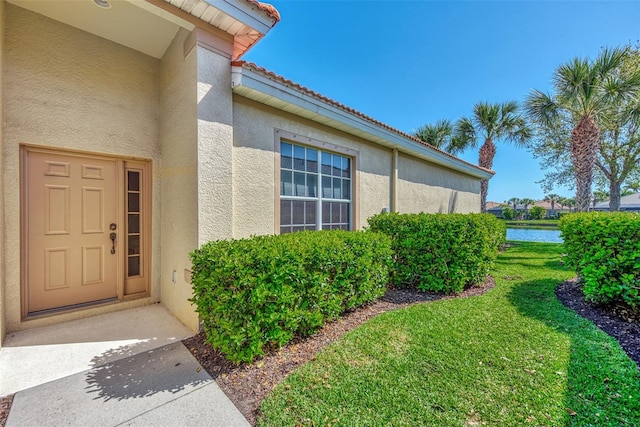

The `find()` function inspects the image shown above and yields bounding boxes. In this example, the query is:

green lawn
[258,242,640,426]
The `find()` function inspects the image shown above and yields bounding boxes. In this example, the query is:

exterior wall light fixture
[92,0,112,9]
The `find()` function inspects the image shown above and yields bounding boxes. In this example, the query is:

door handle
[110,232,116,254]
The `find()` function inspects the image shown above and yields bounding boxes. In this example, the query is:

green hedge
[559,212,640,309]
[367,213,505,293]
[190,230,392,363]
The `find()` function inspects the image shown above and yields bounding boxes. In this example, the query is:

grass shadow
[506,278,640,425]
[498,259,568,272]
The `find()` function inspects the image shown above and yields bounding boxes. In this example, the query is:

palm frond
[599,64,640,109]
[525,90,560,127]
[474,102,500,138]
[595,47,627,79]
[453,117,478,151]
[554,58,590,108]
[500,100,519,117]
[413,119,454,151]
[506,117,533,146]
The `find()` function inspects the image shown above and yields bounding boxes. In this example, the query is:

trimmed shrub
[502,206,515,220]
[367,213,505,293]
[190,230,392,363]
[529,206,546,220]
[559,212,640,309]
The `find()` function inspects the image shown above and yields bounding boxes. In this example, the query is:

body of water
[506,228,563,243]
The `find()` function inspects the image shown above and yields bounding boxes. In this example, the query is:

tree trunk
[571,116,600,212]
[480,180,489,213]
[609,179,622,211]
[478,138,496,214]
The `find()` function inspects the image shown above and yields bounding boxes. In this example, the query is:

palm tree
[526,47,640,212]
[543,193,561,217]
[562,197,577,213]
[507,197,520,210]
[624,180,640,194]
[454,102,532,212]
[520,198,536,219]
[413,119,463,154]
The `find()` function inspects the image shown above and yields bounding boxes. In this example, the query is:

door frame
[20,144,152,319]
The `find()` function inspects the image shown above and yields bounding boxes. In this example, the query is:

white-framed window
[280,140,352,233]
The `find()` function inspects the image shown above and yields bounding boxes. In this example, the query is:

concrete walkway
[1,305,249,426]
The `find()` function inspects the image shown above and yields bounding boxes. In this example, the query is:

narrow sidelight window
[126,170,142,277]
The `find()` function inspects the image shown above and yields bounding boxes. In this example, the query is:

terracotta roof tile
[245,0,281,23]
[232,61,493,175]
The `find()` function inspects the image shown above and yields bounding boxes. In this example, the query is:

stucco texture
[232,97,392,236]
[3,5,163,332]
[158,28,199,332]
[397,153,481,214]
[197,45,234,244]
[0,0,6,345]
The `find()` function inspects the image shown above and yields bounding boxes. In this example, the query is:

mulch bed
[556,278,640,368]
[0,395,13,427]
[183,278,496,425]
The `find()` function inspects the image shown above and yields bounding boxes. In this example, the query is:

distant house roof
[535,200,559,209]
[230,61,495,180]
[594,193,640,210]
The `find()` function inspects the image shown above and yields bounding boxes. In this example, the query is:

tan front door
[25,150,119,313]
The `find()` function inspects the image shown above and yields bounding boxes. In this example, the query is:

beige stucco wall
[397,152,481,214]
[3,4,162,332]
[232,96,483,236]
[196,45,234,244]
[158,29,199,332]
[0,0,6,346]
[232,97,392,236]
[156,35,236,332]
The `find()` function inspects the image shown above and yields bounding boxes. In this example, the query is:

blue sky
[244,0,640,203]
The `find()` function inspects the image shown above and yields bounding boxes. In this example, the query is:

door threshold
[25,297,119,319]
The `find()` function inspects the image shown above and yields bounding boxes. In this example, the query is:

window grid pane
[321,202,350,230]
[281,142,292,169]
[281,141,351,233]
[321,152,332,175]
[293,145,305,171]
[281,170,292,196]
[306,149,318,173]
[294,172,306,197]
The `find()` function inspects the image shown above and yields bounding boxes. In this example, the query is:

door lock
[110,232,117,254]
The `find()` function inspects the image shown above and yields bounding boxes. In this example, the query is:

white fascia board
[232,66,494,180]
[204,0,273,34]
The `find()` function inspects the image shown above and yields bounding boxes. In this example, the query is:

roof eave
[156,0,279,59]
[206,0,278,59]
[202,0,278,33]
[231,64,494,180]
